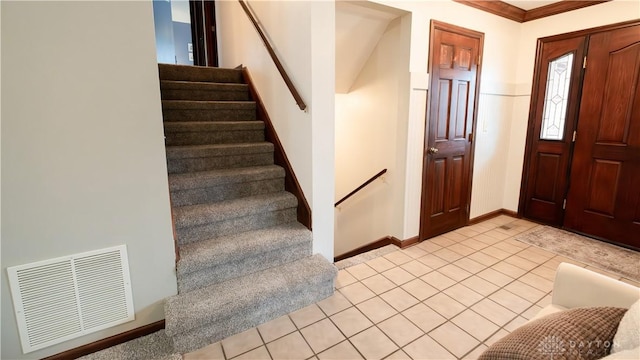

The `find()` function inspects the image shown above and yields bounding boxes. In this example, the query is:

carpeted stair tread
[165,143,275,174]
[162,100,256,122]
[164,121,264,132]
[159,64,243,83]
[171,276,334,353]
[176,239,311,294]
[173,192,297,229]
[177,222,311,277]
[160,81,250,101]
[169,165,284,191]
[164,254,337,337]
[165,142,274,160]
[163,121,265,145]
[161,80,249,91]
[168,165,284,206]
[162,100,255,110]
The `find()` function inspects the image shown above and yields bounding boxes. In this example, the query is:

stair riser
[159,65,244,83]
[169,279,334,353]
[176,208,297,244]
[163,109,256,122]
[178,242,311,293]
[164,130,264,146]
[167,153,274,174]
[162,89,250,101]
[170,178,284,207]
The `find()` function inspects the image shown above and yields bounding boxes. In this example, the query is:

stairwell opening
[334,2,412,257]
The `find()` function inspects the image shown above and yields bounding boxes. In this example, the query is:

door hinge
[572,130,577,142]
[583,56,587,69]
[478,54,482,66]
[468,132,473,143]
[562,199,567,209]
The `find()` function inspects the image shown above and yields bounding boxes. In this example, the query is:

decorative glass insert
[540,53,574,140]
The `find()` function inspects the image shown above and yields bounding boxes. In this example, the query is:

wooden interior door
[521,37,586,225]
[419,21,483,239]
[564,25,640,249]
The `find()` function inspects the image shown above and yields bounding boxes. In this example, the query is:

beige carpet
[515,226,640,282]
[335,244,399,269]
[78,330,181,360]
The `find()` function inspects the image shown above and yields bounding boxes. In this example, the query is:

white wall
[334,16,410,255]
[216,0,335,260]
[1,1,177,358]
[503,0,640,211]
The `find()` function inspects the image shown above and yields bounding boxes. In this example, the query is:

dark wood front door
[419,21,483,239]
[564,25,640,249]
[521,37,587,225]
[521,21,640,250]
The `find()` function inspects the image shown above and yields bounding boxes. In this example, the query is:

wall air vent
[7,245,134,354]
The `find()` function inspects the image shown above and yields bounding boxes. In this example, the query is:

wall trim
[335,209,518,262]
[42,320,165,360]
[454,0,524,22]
[469,208,518,225]
[334,235,420,262]
[523,1,611,22]
[453,0,611,23]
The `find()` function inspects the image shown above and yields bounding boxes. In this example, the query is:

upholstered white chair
[530,262,640,322]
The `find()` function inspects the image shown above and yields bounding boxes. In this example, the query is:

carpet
[78,330,181,360]
[160,64,336,353]
[515,226,640,282]
[335,244,399,270]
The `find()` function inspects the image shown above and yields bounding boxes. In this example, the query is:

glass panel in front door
[540,53,574,141]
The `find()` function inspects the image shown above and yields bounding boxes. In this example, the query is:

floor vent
[7,245,134,354]
[499,225,513,230]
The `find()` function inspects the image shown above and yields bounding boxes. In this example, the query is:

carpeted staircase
[158,64,337,353]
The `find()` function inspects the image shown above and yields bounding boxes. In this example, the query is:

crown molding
[453,0,612,23]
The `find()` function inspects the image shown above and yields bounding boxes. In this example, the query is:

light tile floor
[184,216,640,360]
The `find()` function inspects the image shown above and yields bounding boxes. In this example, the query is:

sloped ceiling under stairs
[335,1,407,93]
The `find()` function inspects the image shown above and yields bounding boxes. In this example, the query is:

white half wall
[216,0,335,260]
[1,1,177,358]
[310,1,336,260]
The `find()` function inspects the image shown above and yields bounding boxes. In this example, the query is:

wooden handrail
[238,0,307,111]
[335,169,387,207]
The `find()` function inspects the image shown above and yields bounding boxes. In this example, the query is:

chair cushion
[600,347,640,359]
[479,307,627,360]
[612,299,640,353]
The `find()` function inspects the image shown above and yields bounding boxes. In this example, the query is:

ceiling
[502,1,560,11]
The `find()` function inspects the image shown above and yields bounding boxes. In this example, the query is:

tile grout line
[213,217,622,360]
[336,218,541,359]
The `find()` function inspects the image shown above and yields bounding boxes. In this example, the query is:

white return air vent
[7,245,134,354]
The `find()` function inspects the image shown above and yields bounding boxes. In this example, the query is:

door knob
[428,147,439,154]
